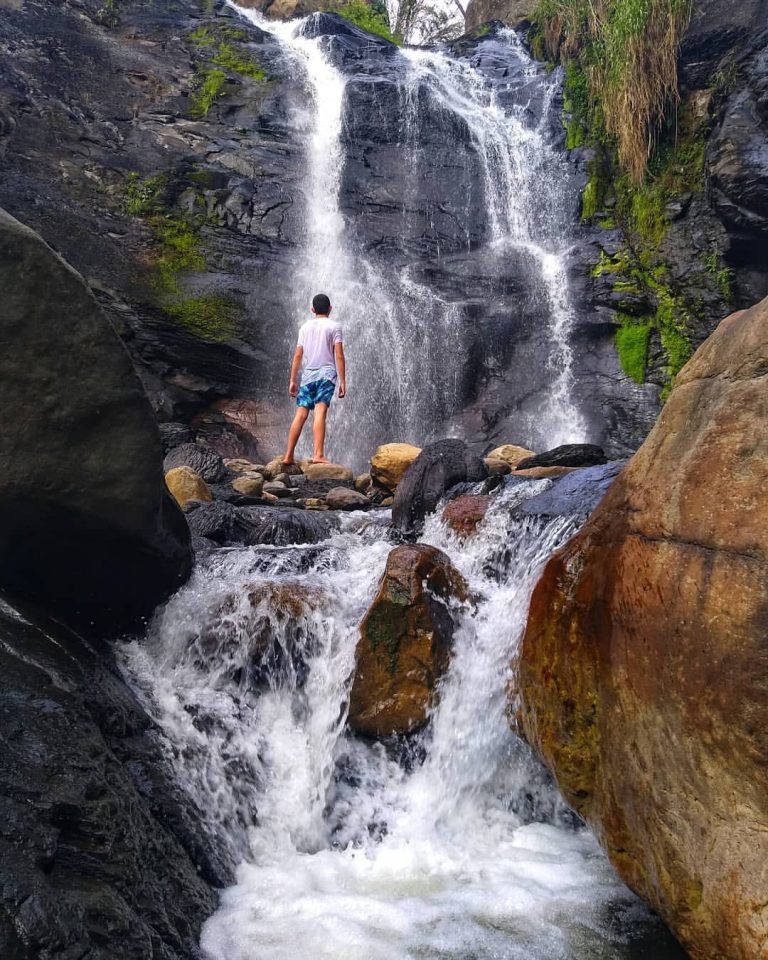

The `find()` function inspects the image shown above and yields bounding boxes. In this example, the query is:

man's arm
[335,342,346,398]
[289,346,303,397]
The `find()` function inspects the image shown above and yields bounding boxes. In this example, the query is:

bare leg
[311,403,330,462]
[283,406,309,464]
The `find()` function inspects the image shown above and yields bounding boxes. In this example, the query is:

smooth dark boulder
[163,442,226,484]
[0,209,191,633]
[0,592,221,960]
[515,443,607,471]
[238,505,340,546]
[392,440,487,537]
[517,461,626,519]
[187,501,242,545]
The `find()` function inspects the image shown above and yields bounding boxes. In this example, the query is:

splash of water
[119,482,670,960]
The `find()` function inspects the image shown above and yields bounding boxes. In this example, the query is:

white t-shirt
[297,316,343,384]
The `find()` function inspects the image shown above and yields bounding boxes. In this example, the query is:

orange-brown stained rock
[348,544,467,738]
[442,494,491,537]
[518,296,768,960]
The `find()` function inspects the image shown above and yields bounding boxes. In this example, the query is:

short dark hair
[312,293,331,315]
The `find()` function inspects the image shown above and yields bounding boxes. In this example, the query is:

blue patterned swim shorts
[296,377,336,409]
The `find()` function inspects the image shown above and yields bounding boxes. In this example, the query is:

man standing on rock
[282,293,346,466]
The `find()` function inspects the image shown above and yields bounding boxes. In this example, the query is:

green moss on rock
[616,320,652,383]
[166,296,238,342]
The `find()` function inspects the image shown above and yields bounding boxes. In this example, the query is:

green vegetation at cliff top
[336,0,399,44]
[533,0,693,183]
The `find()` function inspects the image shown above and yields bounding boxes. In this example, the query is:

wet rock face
[709,40,768,299]
[348,544,468,737]
[393,439,487,537]
[0,209,192,633]
[0,595,221,960]
[518,297,768,960]
[0,0,304,423]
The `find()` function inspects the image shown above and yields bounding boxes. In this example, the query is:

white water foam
[120,485,664,960]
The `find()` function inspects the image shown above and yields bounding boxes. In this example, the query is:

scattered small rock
[514,466,579,479]
[325,486,370,510]
[370,442,422,491]
[484,457,512,476]
[165,466,212,509]
[232,475,264,497]
[263,481,293,498]
[355,472,372,493]
[487,444,535,468]
[302,462,354,482]
[225,458,265,475]
[442,494,491,537]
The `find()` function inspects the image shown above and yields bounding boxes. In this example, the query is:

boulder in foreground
[348,544,468,737]
[0,209,191,632]
[519,297,768,960]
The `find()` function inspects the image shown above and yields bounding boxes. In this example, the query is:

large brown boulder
[0,209,192,632]
[518,297,768,960]
[348,544,468,737]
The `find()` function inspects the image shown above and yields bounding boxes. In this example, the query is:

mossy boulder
[518,296,768,960]
[348,544,468,737]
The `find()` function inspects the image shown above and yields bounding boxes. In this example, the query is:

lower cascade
[120,478,680,959]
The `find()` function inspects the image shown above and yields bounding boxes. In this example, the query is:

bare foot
[311,456,331,464]
[281,458,295,466]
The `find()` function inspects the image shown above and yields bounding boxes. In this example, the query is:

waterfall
[114,13,678,959]
[233,8,587,466]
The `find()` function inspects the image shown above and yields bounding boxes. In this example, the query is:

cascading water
[236,8,587,466]
[119,477,680,959]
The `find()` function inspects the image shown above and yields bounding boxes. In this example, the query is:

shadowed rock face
[518,296,768,960]
[0,593,224,960]
[0,209,191,633]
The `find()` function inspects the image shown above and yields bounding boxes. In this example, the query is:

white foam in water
[119,487,660,960]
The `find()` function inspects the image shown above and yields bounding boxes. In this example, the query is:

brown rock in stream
[442,494,491,537]
[348,544,468,737]
[518,297,768,960]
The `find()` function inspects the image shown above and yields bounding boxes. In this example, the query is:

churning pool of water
[120,484,686,960]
